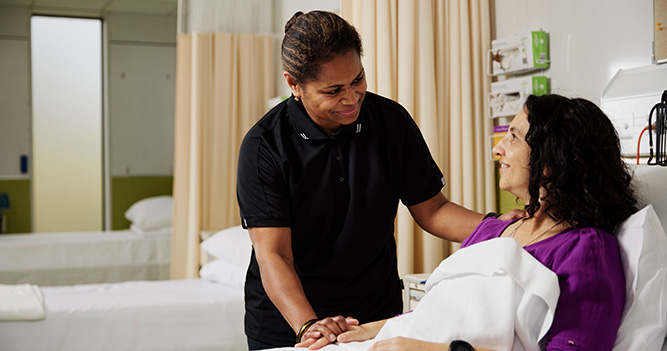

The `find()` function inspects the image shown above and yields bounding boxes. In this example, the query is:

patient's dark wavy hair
[523,94,638,233]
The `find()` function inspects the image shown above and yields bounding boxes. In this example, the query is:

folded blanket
[273,238,560,351]
[0,284,46,321]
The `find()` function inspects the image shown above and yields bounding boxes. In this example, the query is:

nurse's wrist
[296,318,319,343]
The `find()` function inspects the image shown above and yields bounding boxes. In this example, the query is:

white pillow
[200,225,252,268]
[614,205,667,350]
[199,259,247,288]
[124,196,173,230]
[632,165,667,232]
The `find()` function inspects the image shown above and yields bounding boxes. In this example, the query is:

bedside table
[403,273,430,312]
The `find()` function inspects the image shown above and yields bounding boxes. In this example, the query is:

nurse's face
[285,50,367,134]
[492,108,532,202]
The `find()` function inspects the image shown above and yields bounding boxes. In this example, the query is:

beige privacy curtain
[172,1,274,279]
[341,0,495,276]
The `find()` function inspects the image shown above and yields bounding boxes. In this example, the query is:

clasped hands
[295,316,379,350]
[296,317,439,350]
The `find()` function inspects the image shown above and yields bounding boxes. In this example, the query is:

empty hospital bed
[0,224,250,350]
[0,196,173,286]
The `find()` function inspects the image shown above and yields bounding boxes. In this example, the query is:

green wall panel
[111,176,173,230]
[0,179,31,234]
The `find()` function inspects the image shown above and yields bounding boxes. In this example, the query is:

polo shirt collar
[287,96,363,140]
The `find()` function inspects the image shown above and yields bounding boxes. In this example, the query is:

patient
[296,94,639,351]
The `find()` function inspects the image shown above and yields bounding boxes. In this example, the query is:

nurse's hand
[498,209,525,221]
[295,316,358,350]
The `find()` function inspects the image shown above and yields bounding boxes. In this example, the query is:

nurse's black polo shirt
[237,91,445,346]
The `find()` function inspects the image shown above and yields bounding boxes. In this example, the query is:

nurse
[236,10,505,350]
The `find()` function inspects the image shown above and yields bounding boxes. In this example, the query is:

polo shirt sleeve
[398,111,445,207]
[237,133,291,229]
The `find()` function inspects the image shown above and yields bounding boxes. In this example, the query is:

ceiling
[0,0,178,16]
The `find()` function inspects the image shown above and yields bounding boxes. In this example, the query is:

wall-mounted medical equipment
[488,31,549,76]
[601,64,667,158]
[647,91,667,165]
[488,76,549,118]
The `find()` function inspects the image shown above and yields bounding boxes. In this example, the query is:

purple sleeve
[541,228,626,351]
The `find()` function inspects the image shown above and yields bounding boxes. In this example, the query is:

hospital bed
[0,225,251,351]
[0,196,173,286]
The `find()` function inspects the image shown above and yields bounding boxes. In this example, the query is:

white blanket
[0,284,45,321]
[275,238,560,351]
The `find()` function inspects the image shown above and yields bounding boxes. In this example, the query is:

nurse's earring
[294,96,300,101]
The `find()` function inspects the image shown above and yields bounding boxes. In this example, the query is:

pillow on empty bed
[200,225,252,269]
[199,259,247,288]
[614,205,667,351]
[124,196,173,231]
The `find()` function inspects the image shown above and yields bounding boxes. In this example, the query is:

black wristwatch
[450,340,474,351]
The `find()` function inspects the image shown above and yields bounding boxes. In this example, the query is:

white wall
[0,7,177,178]
[107,14,177,176]
[492,0,654,102]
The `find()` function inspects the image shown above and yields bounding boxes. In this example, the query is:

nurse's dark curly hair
[281,10,362,83]
[523,94,638,233]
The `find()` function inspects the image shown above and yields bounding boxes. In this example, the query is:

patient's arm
[367,337,497,351]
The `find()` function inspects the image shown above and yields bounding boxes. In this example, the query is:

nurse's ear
[284,72,301,100]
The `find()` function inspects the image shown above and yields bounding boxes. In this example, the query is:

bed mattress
[0,279,247,350]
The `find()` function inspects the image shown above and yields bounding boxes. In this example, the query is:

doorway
[31,16,103,232]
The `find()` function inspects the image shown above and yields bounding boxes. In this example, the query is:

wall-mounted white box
[488,31,549,76]
[488,76,549,118]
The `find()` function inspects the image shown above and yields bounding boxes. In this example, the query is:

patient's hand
[337,319,386,343]
[295,316,359,350]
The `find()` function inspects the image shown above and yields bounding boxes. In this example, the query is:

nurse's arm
[249,227,318,333]
[407,192,484,243]
[248,227,356,346]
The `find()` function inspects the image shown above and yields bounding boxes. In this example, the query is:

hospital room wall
[0,7,176,233]
[492,0,655,213]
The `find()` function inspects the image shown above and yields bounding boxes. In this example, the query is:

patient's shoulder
[461,218,515,248]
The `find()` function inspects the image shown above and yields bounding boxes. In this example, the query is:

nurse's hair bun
[285,11,304,33]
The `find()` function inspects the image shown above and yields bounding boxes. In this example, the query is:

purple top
[461,218,626,351]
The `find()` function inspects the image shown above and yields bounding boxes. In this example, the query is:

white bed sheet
[0,229,171,286]
[0,279,247,351]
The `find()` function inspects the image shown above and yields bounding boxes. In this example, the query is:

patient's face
[493,108,531,202]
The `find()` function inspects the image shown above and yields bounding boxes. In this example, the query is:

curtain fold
[341,0,495,276]
[171,32,274,279]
